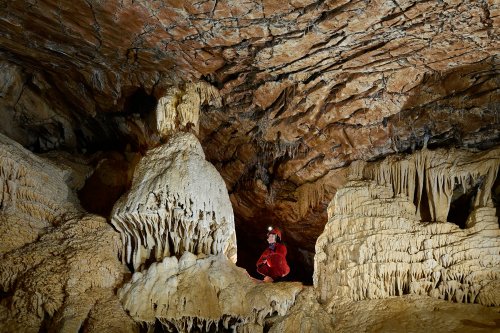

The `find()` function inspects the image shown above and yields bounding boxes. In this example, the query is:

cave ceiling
[0,0,499,279]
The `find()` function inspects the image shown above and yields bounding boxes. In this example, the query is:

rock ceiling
[0,0,499,280]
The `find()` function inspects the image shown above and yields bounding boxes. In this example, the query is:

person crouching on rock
[256,227,290,282]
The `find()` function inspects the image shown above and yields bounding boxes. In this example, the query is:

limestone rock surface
[315,147,500,307]
[0,1,499,274]
[0,133,84,253]
[112,132,237,270]
[0,214,136,333]
[270,288,500,333]
[0,135,136,333]
[331,294,500,333]
[0,1,498,330]
[119,252,303,333]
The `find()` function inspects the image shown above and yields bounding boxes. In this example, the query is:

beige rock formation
[119,251,302,333]
[0,1,499,332]
[155,82,222,137]
[0,0,499,275]
[270,288,500,333]
[330,295,500,333]
[0,133,84,254]
[315,147,500,308]
[0,213,136,333]
[363,147,500,223]
[0,135,136,333]
[268,287,334,333]
[112,132,237,271]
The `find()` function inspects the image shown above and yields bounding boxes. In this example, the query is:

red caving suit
[256,243,290,280]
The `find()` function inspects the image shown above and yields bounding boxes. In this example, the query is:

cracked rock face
[0,0,499,280]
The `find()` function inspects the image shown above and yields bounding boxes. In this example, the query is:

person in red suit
[256,227,290,282]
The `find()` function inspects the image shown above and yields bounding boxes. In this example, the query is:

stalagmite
[119,252,303,333]
[111,132,237,270]
[315,147,500,308]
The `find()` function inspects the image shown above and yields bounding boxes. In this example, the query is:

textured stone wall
[0,135,136,333]
[314,147,500,307]
[0,133,85,254]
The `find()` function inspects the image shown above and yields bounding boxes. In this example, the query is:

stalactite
[364,147,500,222]
[315,147,500,308]
[260,138,308,161]
[297,180,325,218]
[156,82,222,138]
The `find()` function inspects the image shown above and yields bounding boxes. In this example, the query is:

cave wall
[0,0,499,332]
[0,119,499,333]
[315,147,500,307]
[0,133,137,333]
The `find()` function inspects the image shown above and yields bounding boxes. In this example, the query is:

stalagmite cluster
[119,252,303,333]
[315,147,500,308]
[111,132,237,271]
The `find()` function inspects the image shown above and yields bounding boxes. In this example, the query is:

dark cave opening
[77,152,135,219]
[493,169,500,228]
[122,87,158,117]
[447,178,482,229]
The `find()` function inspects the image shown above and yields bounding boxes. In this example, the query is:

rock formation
[268,288,500,333]
[155,82,222,137]
[0,215,137,333]
[119,252,302,332]
[0,0,499,332]
[0,133,84,253]
[315,147,500,308]
[0,134,137,333]
[111,132,237,271]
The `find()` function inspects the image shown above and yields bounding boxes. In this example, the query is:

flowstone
[111,132,237,271]
[0,214,136,333]
[0,133,83,253]
[315,147,500,307]
[119,252,303,333]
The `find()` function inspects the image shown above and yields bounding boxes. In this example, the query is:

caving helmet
[267,226,282,242]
